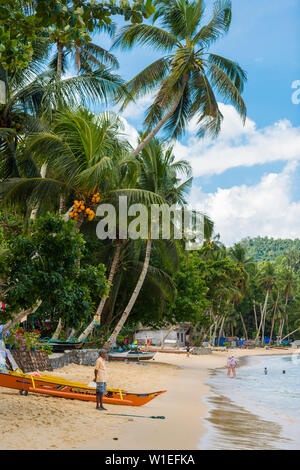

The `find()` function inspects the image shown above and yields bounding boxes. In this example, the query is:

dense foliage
[241,237,300,264]
[1,0,299,349]
[0,214,109,328]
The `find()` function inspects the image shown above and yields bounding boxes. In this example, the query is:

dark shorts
[96,382,107,395]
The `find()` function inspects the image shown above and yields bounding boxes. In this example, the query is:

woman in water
[227,355,237,378]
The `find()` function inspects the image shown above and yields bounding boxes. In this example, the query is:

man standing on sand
[94,349,108,411]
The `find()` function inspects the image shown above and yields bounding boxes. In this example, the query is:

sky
[89,0,300,246]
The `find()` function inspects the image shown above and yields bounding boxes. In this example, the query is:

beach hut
[134,324,190,348]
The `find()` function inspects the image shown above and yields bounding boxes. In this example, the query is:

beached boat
[39,338,85,352]
[108,350,156,361]
[0,368,165,406]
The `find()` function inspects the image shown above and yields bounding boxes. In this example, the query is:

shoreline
[200,352,295,450]
[0,347,297,450]
[81,348,297,450]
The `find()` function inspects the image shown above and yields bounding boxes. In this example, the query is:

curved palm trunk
[239,312,248,340]
[255,290,270,345]
[51,318,64,340]
[161,325,176,349]
[30,163,48,220]
[217,316,225,346]
[78,240,123,342]
[281,327,300,342]
[103,238,152,349]
[2,301,42,337]
[132,76,188,158]
[211,316,220,348]
[253,301,258,331]
[269,291,280,345]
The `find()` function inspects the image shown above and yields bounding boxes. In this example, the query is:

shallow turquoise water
[200,354,300,450]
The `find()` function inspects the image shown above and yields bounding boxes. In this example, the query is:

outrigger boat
[38,338,85,352]
[108,349,156,361]
[0,368,166,406]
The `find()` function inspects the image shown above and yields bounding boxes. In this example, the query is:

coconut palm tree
[113,0,247,156]
[255,263,277,345]
[49,23,119,79]
[0,42,127,183]
[0,108,140,220]
[102,137,193,348]
[1,108,166,339]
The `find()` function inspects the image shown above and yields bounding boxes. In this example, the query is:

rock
[190,347,212,355]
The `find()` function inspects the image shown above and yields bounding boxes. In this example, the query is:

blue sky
[90,0,300,245]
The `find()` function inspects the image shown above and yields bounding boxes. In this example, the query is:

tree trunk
[57,42,63,79]
[255,290,270,345]
[269,291,280,345]
[51,318,64,340]
[212,317,220,348]
[281,327,300,342]
[103,238,152,349]
[253,301,258,331]
[68,328,77,340]
[132,76,188,158]
[59,194,65,215]
[78,240,123,342]
[160,325,176,349]
[30,163,48,220]
[217,317,225,346]
[239,312,248,340]
[2,301,42,337]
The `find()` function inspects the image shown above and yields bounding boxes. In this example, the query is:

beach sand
[0,348,296,450]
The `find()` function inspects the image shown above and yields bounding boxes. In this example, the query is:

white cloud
[120,93,156,122]
[119,116,139,148]
[173,104,300,177]
[114,102,300,246]
[189,162,300,245]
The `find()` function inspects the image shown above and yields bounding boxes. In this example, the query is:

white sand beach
[0,347,297,450]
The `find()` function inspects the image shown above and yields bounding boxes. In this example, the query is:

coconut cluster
[69,192,100,222]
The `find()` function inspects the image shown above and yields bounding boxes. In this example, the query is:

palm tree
[102,137,192,348]
[278,268,297,338]
[113,0,247,156]
[0,108,137,220]
[1,108,166,340]
[255,263,277,345]
[49,23,119,79]
[0,43,127,183]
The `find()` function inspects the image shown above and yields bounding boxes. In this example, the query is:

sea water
[199,354,300,450]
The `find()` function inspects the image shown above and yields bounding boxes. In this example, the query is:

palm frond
[112,24,179,52]
[207,62,247,121]
[119,57,170,110]
[208,54,247,93]
[192,0,232,47]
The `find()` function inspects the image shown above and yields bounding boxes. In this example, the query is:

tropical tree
[49,23,119,79]
[255,262,277,345]
[102,137,192,348]
[0,214,109,335]
[0,108,135,219]
[113,0,247,156]
[0,0,156,73]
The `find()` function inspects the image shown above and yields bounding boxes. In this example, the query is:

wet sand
[0,348,296,450]
[201,394,288,450]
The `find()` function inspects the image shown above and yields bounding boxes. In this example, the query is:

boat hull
[39,341,84,352]
[0,370,165,406]
[108,351,156,361]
